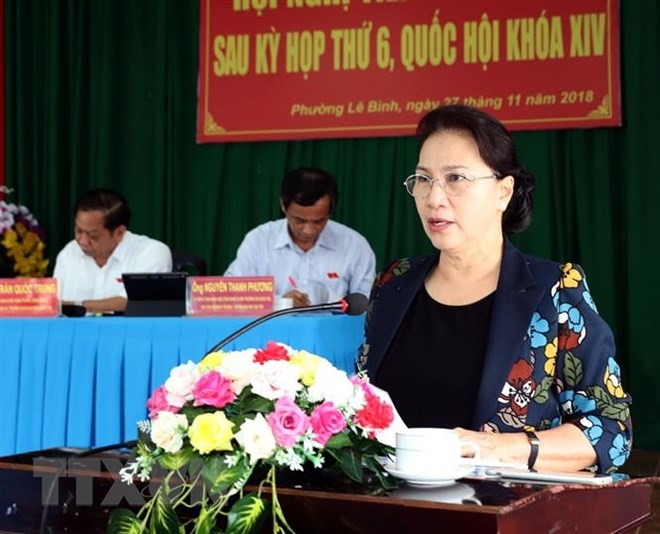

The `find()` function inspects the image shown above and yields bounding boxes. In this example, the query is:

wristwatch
[525,430,540,472]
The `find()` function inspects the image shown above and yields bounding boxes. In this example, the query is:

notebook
[123,272,188,317]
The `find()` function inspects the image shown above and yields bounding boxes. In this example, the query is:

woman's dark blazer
[358,240,632,473]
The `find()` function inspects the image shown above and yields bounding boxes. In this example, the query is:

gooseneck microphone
[204,292,368,356]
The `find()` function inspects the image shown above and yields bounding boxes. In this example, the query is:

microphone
[204,292,368,355]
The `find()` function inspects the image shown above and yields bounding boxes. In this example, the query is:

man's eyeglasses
[403,172,499,198]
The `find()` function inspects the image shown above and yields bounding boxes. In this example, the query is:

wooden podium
[0,448,655,533]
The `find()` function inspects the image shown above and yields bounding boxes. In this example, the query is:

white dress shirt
[53,231,172,301]
[224,219,376,302]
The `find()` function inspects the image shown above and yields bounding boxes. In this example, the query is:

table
[0,448,654,533]
[0,314,364,456]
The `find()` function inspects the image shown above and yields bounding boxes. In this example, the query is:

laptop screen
[123,272,188,316]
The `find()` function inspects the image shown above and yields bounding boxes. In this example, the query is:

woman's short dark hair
[416,105,534,234]
[74,188,132,231]
[280,167,338,213]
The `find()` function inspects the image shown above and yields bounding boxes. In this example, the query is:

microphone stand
[204,299,349,355]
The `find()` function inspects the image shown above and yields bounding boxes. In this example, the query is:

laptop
[123,272,188,317]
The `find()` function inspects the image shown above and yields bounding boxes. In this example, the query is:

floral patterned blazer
[357,240,632,473]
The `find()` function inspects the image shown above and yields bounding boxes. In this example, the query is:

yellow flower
[188,411,235,454]
[544,337,558,375]
[604,365,625,398]
[198,351,226,372]
[2,228,18,249]
[560,263,583,289]
[15,221,27,238]
[1,203,49,278]
[289,350,325,386]
[22,230,40,253]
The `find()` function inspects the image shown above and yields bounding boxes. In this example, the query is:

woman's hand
[453,427,527,463]
[453,425,598,472]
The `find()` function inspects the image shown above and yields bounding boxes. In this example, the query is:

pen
[288,276,298,289]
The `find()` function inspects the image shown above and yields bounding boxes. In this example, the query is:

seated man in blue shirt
[224,167,376,308]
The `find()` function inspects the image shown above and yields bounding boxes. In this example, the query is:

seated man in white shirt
[53,188,172,313]
[224,167,376,308]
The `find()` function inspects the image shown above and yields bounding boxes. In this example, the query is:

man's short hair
[74,189,132,231]
[280,168,338,213]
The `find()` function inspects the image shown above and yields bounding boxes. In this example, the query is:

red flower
[253,341,290,365]
[557,323,580,351]
[498,359,536,417]
[355,392,394,431]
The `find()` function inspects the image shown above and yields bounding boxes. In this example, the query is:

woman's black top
[375,286,495,429]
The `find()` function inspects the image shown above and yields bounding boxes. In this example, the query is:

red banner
[197,0,620,142]
[0,278,60,318]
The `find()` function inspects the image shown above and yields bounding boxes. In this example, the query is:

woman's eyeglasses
[403,172,499,198]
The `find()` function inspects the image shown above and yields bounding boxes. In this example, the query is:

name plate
[0,278,60,317]
[187,276,274,316]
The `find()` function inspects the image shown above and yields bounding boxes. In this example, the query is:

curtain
[5,0,660,450]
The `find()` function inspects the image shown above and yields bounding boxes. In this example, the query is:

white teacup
[395,428,480,474]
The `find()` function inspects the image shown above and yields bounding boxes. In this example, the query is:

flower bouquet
[109,342,396,533]
[0,188,49,278]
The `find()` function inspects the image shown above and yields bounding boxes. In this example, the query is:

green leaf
[533,376,554,404]
[202,455,245,494]
[324,431,352,449]
[149,492,182,534]
[136,438,155,457]
[158,447,194,471]
[240,395,273,414]
[587,385,614,407]
[188,456,205,479]
[601,404,631,422]
[563,351,584,387]
[363,455,397,490]
[327,447,363,483]
[226,493,267,534]
[180,404,216,423]
[193,505,217,534]
[106,509,144,534]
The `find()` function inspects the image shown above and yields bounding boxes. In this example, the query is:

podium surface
[0,448,654,534]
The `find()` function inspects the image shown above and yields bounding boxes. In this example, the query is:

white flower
[234,413,277,465]
[250,360,302,401]
[0,201,16,233]
[217,349,260,395]
[150,411,189,453]
[306,361,356,407]
[164,361,199,407]
[119,460,139,484]
[274,448,305,471]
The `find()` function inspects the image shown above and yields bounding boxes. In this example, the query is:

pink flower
[354,392,394,432]
[147,386,180,419]
[193,371,236,408]
[267,396,310,447]
[310,401,346,446]
[350,375,375,398]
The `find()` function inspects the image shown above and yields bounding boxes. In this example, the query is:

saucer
[389,482,479,504]
[384,463,474,487]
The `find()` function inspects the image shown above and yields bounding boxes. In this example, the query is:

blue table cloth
[0,313,365,456]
